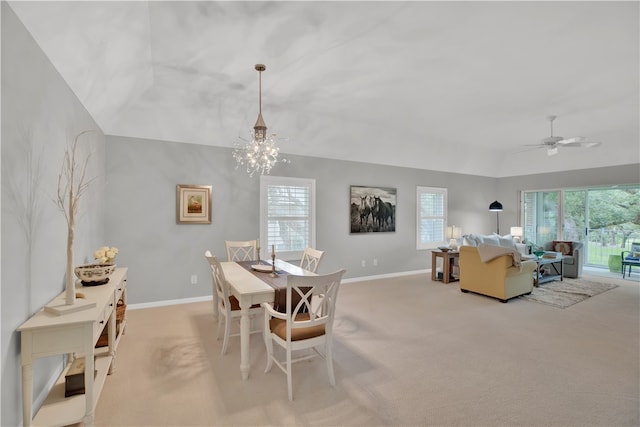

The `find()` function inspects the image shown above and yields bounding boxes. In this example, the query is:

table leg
[443,255,451,284]
[83,325,95,427]
[239,298,251,380]
[22,364,33,426]
[108,309,116,374]
[431,252,437,281]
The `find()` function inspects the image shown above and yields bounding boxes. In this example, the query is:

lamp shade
[489,201,503,212]
[447,225,462,239]
[510,226,523,237]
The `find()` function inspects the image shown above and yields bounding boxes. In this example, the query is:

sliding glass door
[563,189,588,251]
[522,185,640,269]
[522,191,559,246]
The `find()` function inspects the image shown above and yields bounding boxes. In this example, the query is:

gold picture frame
[176,185,212,224]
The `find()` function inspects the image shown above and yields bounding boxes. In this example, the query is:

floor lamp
[489,200,503,234]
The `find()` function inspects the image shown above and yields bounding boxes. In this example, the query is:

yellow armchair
[459,246,537,303]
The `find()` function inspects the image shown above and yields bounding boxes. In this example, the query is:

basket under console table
[18,267,127,427]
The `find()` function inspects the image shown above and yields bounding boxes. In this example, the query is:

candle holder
[270,251,278,277]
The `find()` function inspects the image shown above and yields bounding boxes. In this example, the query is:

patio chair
[621,242,640,278]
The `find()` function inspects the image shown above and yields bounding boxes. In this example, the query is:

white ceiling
[9,1,640,177]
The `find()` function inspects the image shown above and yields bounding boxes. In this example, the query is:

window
[522,185,640,268]
[260,176,316,260]
[416,186,447,249]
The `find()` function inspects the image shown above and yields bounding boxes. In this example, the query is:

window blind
[417,186,447,249]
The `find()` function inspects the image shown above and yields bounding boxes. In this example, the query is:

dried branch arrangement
[56,130,95,305]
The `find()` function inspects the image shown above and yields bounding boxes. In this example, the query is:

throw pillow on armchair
[552,241,573,256]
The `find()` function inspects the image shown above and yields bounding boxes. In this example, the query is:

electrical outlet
[361,260,366,267]
[190,274,198,285]
[373,258,378,266]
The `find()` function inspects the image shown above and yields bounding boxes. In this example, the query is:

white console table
[18,267,128,427]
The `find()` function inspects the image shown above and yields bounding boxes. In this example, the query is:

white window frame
[260,176,316,261]
[416,186,448,250]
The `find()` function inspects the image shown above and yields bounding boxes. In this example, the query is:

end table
[431,250,459,283]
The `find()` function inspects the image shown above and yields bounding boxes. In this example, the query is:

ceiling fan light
[547,146,558,156]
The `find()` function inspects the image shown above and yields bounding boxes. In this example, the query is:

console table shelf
[18,267,127,427]
[32,353,112,426]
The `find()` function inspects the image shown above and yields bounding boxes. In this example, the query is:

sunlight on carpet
[522,278,618,308]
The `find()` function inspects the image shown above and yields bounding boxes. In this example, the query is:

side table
[533,255,563,286]
[431,250,459,283]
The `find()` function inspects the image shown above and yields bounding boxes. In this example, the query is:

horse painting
[350,185,397,233]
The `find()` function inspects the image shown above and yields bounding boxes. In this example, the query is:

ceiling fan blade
[581,141,601,148]
[557,136,586,145]
[560,141,601,148]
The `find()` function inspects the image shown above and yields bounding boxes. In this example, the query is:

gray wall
[105,135,498,305]
[1,4,106,426]
[105,134,640,309]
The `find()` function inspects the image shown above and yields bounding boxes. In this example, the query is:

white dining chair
[262,269,346,400]
[225,240,258,262]
[205,252,262,355]
[204,250,219,319]
[300,247,325,273]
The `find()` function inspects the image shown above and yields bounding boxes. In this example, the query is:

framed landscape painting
[350,185,396,233]
[176,184,212,224]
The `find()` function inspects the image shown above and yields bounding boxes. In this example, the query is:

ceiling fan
[522,115,601,156]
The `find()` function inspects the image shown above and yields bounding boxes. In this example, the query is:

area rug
[522,278,618,308]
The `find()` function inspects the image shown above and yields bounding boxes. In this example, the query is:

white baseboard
[128,270,431,310]
[128,295,212,311]
[342,269,429,284]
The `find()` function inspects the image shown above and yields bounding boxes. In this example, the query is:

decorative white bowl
[75,263,116,286]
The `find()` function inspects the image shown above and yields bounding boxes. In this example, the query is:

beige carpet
[523,278,619,308]
[94,273,639,426]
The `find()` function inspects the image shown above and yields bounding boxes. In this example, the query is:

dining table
[220,258,316,380]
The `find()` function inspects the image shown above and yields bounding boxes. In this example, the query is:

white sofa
[463,233,527,255]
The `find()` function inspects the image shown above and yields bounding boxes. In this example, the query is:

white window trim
[416,186,448,250]
[260,176,316,261]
